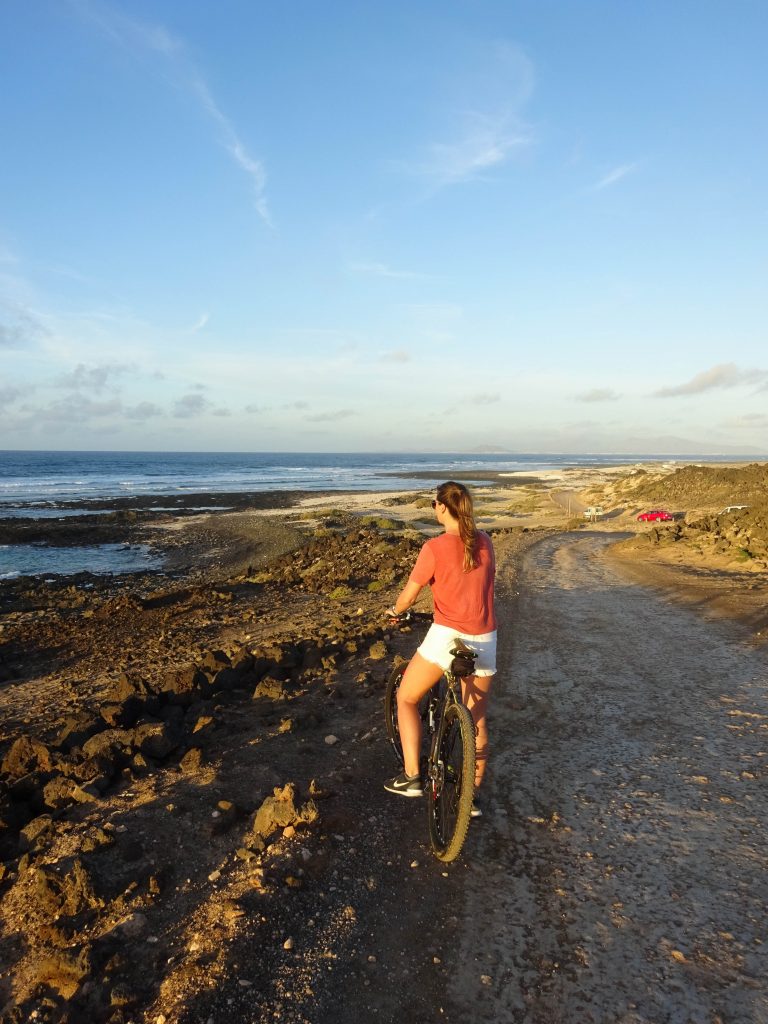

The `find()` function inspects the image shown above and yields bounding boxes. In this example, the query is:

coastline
[1,459,767,1018]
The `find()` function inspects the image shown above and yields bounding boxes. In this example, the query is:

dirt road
[446,531,768,1024]
[5,526,766,1023]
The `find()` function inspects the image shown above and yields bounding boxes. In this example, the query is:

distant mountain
[464,444,511,454]
[501,433,766,457]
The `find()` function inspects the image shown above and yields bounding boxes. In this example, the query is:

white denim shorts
[417,623,497,677]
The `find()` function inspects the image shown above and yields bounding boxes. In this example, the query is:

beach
[1,460,767,1023]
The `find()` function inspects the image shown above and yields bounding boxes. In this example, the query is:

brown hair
[436,480,478,572]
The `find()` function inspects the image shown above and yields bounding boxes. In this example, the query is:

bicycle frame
[425,672,460,785]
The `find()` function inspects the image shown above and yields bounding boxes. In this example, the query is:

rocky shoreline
[0,491,534,1022]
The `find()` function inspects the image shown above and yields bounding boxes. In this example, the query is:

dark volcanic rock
[199,649,231,674]
[54,714,102,753]
[158,665,209,705]
[130,720,179,760]
[248,783,319,843]
[1,736,55,778]
[31,857,104,917]
[253,676,288,701]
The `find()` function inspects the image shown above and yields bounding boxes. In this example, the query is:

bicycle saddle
[449,638,476,657]
[449,639,477,677]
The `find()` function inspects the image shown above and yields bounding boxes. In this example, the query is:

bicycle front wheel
[427,702,475,862]
[384,661,406,765]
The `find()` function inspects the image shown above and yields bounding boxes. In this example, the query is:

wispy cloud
[57,362,135,391]
[0,386,22,404]
[469,392,501,403]
[5,395,164,428]
[172,393,211,418]
[124,401,162,420]
[190,313,210,333]
[380,349,411,363]
[397,42,534,189]
[592,163,637,191]
[305,409,356,422]
[721,412,768,429]
[349,262,427,281]
[575,388,621,403]
[0,305,50,347]
[654,363,768,397]
[74,0,271,225]
[408,113,530,188]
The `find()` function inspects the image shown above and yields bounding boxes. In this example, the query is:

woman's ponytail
[436,481,478,571]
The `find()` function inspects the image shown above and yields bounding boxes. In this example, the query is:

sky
[1,0,767,454]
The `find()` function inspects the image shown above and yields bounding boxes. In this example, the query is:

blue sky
[1,0,767,453]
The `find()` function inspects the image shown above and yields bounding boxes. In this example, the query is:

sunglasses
[431,499,438,508]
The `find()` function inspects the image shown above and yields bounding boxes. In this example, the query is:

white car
[719,505,748,515]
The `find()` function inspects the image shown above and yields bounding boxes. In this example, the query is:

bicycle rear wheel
[427,702,475,862]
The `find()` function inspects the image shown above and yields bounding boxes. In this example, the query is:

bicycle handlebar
[387,608,433,626]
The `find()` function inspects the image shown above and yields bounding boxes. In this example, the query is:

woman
[384,480,497,816]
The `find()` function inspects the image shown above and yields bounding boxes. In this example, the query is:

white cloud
[575,388,621,403]
[422,115,530,186]
[74,0,271,225]
[190,312,210,333]
[124,401,163,420]
[380,349,411,363]
[655,363,768,397]
[721,412,768,429]
[592,163,637,191]
[172,393,210,418]
[348,262,426,280]
[57,362,135,391]
[0,305,50,348]
[305,409,356,422]
[397,42,534,189]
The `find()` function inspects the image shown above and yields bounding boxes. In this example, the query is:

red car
[637,509,673,522]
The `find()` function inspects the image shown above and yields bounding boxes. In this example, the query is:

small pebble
[410,860,419,868]
[481,974,492,985]
[325,735,339,746]
[283,937,294,950]
[238,979,252,987]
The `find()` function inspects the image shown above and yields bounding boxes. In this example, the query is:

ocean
[0,448,747,509]
[0,449,758,578]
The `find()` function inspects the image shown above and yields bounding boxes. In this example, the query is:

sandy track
[447,532,768,1023]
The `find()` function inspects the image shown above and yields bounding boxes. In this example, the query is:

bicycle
[384,611,477,862]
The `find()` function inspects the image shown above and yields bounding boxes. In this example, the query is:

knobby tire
[427,701,475,862]
[384,662,406,766]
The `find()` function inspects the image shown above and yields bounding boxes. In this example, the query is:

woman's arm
[387,579,423,617]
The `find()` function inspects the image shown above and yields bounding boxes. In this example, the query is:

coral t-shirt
[408,531,496,635]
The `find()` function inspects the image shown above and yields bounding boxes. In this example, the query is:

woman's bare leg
[461,673,495,788]
[397,653,444,777]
